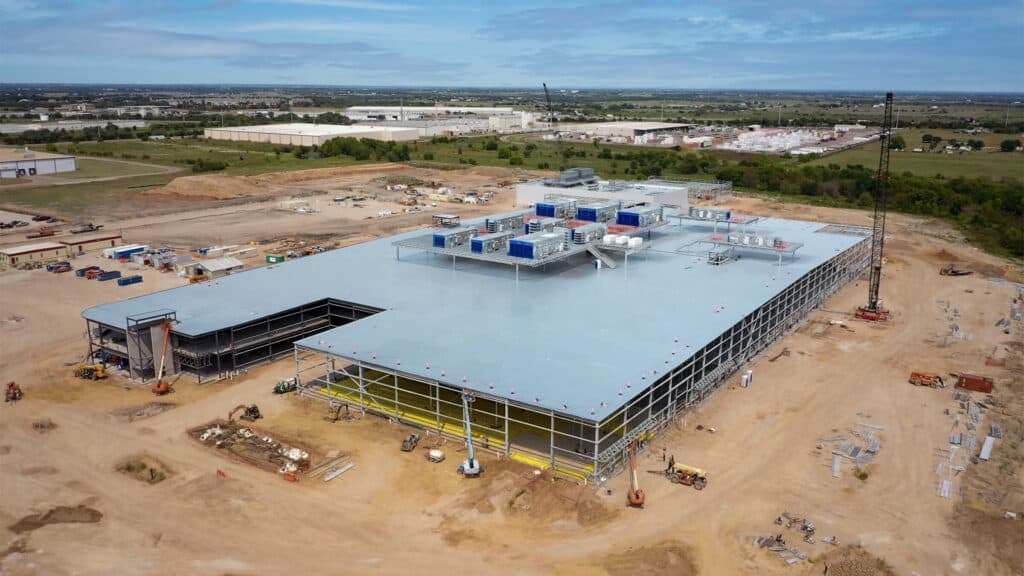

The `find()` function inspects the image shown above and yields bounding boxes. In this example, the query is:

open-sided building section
[82,202,870,480]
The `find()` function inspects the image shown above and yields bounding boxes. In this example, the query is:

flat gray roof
[83,212,865,419]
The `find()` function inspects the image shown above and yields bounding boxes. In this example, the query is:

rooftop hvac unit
[471,231,514,254]
[527,217,563,234]
[615,205,663,227]
[432,227,478,248]
[508,228,568,260]
[485,213,526,233]
[536,198,577,219]
[572,223,607,244]
[576,201,619,223]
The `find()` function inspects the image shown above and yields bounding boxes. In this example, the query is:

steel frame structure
[294,236,870,482]
[87,299,381,382]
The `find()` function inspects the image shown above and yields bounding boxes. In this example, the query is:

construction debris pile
[190,421,313,475]
[750,512,838,566]
[937,300,972,345]
[817,421,883,479]
[936,389,1000,500]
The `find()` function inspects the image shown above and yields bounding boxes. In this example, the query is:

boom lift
[151,320,175,395]
[627,440,645,508]
[456,390,483,478]
[856,91,895,322]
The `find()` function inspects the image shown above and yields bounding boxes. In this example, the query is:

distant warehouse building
[0,148,77,179]
[204,123,419,146]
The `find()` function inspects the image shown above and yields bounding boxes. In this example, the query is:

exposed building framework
[87,299,381,382]
[294,237,869,481]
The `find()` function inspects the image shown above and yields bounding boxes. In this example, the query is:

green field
[33,139,364,177]
[64,157,164,179]
[811,128,1023,180]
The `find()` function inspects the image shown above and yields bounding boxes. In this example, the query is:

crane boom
[542,82,556,130]
[863,92,894,316]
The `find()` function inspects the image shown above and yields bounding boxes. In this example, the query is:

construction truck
[229,404,262,423]
[73,364,107,380]
[69,223,104,234]
[909,372,945,388]
[5,382,23,402]
[660,455,708,490]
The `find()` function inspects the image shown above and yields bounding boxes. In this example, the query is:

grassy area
[32,139,364,177]
[813,146,1023,180]
[0,173,175,214]
[64,158,164,179]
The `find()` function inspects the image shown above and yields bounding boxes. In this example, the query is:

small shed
[187,256,245,279]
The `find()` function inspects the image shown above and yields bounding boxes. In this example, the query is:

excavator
[626,440,645,508]
[151,321,175,395]
[73,364,107,380]
[657,455,708,490]
[228,404,262,423]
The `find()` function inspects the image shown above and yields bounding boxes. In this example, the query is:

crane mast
[542,82,556,132]
[858,91,894,321]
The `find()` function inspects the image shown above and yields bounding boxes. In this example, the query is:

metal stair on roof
[586,245,618,269]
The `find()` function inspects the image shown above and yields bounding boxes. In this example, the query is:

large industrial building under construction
[82,178,870,480]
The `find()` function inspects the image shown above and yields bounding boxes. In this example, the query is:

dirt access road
[0,178,1021,574]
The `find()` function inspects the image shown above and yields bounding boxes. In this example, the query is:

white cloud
[252,0,416,11]
[233,19,430,34]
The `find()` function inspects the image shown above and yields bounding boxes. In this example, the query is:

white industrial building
[203,123,419,146]
[344,106,515,121]
[559,121,693,139]
[0,120,146,135]
[0,148,77,179]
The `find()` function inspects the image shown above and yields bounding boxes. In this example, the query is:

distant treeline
[715,157,1022,257]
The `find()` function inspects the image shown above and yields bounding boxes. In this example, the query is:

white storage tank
[615,236,629,246]
[628,237,643,248]
[602,234,617,245]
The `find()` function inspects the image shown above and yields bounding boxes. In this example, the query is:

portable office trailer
[535,198,577,219]
[432,227,478,249]
[616,205,664,227]
[471,231,515,254]
[485,212,526,233]
[572,222,608,244]
[508,229,568,260]
[575,201,620,223]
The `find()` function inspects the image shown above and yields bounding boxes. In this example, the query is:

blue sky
[1,0,1021,91]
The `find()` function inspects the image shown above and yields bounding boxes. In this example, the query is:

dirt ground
[0,164,1022,575]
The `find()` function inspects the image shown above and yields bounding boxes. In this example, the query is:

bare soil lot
[0,163,1021,575]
